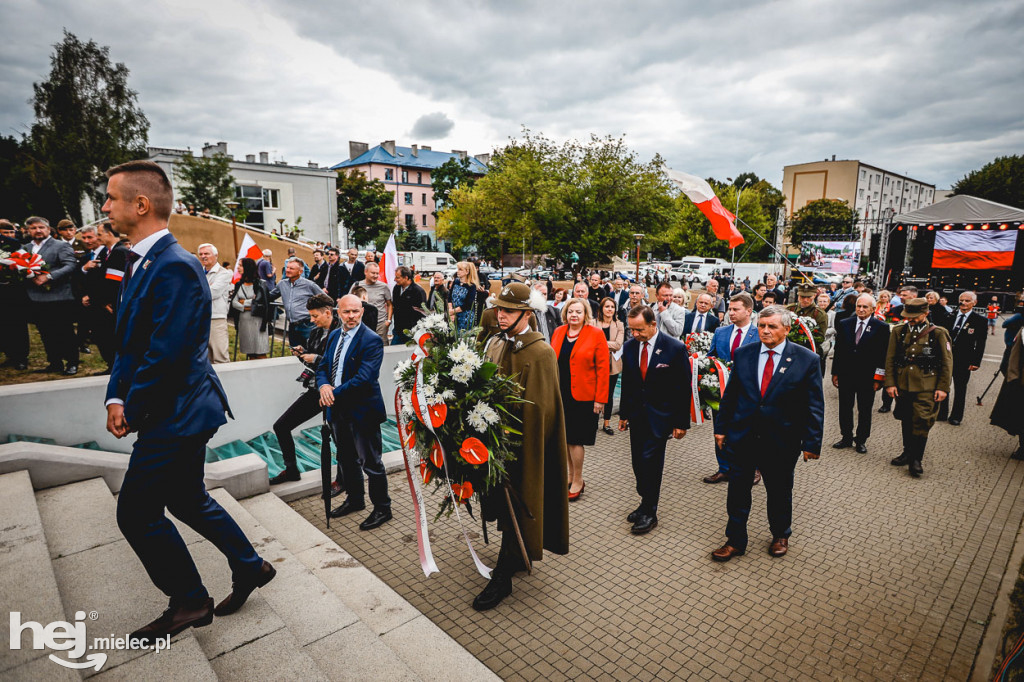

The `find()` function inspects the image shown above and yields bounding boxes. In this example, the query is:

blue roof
[331,145,488,174]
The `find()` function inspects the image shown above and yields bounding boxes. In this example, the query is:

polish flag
[666,169,744,248]
[233,233,264,282]
[378,232,399,286]
[932,231,1016,270]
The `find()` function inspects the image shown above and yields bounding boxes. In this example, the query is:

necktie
[696,315,703,333]
[640,342,649,380]
[124,251,141,281]
[331,330,349,386]
[855,320,865,344]
[954,313,964,334]
[324,265,331,290]
[760,350,775,397]
[731,327,742,360]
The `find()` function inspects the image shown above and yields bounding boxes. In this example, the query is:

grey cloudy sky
[2,0,1021,189]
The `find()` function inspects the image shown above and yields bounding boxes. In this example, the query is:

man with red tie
[712,305,824,561]
[618,305,691,535]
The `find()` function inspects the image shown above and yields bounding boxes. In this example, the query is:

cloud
[409,112,455,140]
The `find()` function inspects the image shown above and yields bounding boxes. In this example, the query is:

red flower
[419,461,432,485]
[459,437,489,465]
[451,481,474,502]
[429,441,445,469]
[428,402,447,428]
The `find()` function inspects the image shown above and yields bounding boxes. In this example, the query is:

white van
[398,251,457,274]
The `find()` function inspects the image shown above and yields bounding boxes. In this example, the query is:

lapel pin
[786,357,792,362]
[141,259,151,270]
[655,348,662,355]
[779,367,787,374]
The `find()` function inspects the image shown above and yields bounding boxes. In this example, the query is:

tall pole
[633,233,644,284]
[731,178,751,278]
[226,200,240,257]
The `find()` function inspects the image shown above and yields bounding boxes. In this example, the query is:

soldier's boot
[891,421,913,466]
[908,436,926,478]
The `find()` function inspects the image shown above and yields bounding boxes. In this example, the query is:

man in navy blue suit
[704,292,761,484]
[712,305,824,561]
[618,305,691,535]
[682,293,721,336]
[318,294,392,530]
[102,161,272,644]
[831,294,890,453]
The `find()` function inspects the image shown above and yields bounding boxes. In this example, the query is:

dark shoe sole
[711,549,745,562]
[329,502,366,518]
[630,519,658,535]
[359,511,392,530]
[131,609,214,645]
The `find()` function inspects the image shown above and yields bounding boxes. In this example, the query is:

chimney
[452,150,467,161]
[259,151,269,164]
[348,141,369,160]
[411,144,418,157]
[421,145,431,151]
[246,154,255,163]
[308,161,318,168]
[381,140,396,156]
[202,141,227,158]
[831,154,836,161]
[474,153,491,166]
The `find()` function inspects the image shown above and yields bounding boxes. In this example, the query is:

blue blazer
[715,342,824,456]
[106,234,231,438]
[619,332,691,438]
[316,323,386,425]
[683,310,720,336]
[708,323,759,361]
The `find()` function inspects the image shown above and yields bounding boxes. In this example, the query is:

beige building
[782,157,936,221]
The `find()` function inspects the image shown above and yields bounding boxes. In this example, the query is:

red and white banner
[666,169,744,248]
[233,234,264,283]
[378,232,399,286]
[932,231,1016,270]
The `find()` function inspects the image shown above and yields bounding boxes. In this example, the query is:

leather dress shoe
[630,514,658,535]
[472,571,513,611]
[34,364,63,374]
[855,443,868,454]
[14,361,28,370]
[130,598,214,644]
[80,345,92,354]
[215,561,277,616]
[626,506,644,524]
[878,406,891,413]
[891,453,910,466]
[711,544,745,562]
[63,365,78,376]
[948,418,961,426]
[909,460,923,478]
[702,472,728,484]
[769,537,789,557]
[602,426,615,436]
[359,507,392,530]
[1011,448,1024,461]
[832,439,853,449]
[269,468,301,485]
[329,498,366,518]
[752,470,762,486]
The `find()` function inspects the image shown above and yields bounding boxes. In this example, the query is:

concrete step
[91,632,217,681]
[0,470,70,679]
[241,492,499,682]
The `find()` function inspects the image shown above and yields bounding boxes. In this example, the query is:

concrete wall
[0,346,415,455]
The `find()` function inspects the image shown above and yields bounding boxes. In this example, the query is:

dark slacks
[711,411,731,475]
[332,418,390,509]
[937,364,971,422]
[837,377,876,444]
[32,300,79,367]
[88,305,116,366]
[0,291,29,362]
[273,389,336,478]
[116,430,262,603]
[725,437,799,552]
[287,320,315,348]
[628,412,668,514]
[603,373,619,421]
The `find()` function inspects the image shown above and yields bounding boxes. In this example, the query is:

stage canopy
[894,194,1024,225]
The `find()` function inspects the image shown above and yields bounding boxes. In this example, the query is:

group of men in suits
[311,246,365,300]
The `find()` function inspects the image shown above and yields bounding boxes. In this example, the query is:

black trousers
[628,412,668,514]
[273,390,327,474]
[332,418,390,509]
[32,300,79,367]
[837,378,876,444]
[725,437,799,552]
[0,291,29,362]
[88,305,116,366]
[938,364,972,422]
[75,300,92,348]
[603,373,619,421]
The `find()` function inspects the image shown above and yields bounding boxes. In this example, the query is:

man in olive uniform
[477,282,570,610]
[787,283,829,374]
[883,298,953,477]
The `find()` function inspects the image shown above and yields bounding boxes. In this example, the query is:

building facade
[148,142,338,245]
[332,140,489,248]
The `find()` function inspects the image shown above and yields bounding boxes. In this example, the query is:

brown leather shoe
[711,544,745,562]
[129,598,214,644]
[769,537,789,557]
[215,560,277,616]
[702,472,728,484]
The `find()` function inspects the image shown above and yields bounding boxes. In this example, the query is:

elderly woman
[552,287,570,310]
[595,297,625,435]
[551,298,609,500]
[449,261,479,330]
[672,287,690,312]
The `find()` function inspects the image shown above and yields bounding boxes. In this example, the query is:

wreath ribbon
[689,354,705,426]
[394,389,439,578]
[1,250,45,278]
[797,318,816,353]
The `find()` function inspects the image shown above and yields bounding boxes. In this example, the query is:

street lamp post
[225,200,240,256]
[731,178,752,277]
[498,231,505,270]
[633,233,644,284]
[277,218,286,237]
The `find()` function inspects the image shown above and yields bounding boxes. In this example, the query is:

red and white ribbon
[1,250,45,278]
[796,318,816,353]
[394,390,439,578]
[689,355,705,426]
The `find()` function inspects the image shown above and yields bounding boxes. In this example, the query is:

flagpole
[731,179,751,279]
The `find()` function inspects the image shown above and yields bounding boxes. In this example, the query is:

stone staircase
[0,470,497,681]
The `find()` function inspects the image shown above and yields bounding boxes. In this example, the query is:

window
[262,188,280,209]
[404,192,413,205]
[422,193,427,205]
[404,214,414,228]
[401,170,409,183]
[422,214,427,226]
[858,189,864,198]
[234,185,264,228]
[417,172,422,184]
[384,169,394,181]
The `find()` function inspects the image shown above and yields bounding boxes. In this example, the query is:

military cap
[797,283,818,296]
[492,282,533,311]
[901,297,930,317]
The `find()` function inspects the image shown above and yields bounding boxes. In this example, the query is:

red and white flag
[666,169,744,248]
[378,232,399,286]
[932,231,1016,270]
[232,233,264,283]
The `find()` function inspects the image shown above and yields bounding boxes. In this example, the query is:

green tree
[952,154,1024,208]
[662,181,775,261]
[430,156,476,216]
[30,30,149,223]
[788,198,858,245]
[174,152,235,216]
[337,169,398,248]
[0,134,63,221]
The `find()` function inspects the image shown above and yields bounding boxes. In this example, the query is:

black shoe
[214,561,277,616]
[631,514,658,535]
[1011,449,1024,461]
[34,364,63,374]
[626,506,644,524]
[269,468,301,485]
[909,460,923,477]
[130,598,214,645]
[855,443,868,454]
[948,418,961,426]
[602,426,615,436]
[878,406,891,413]
[14,361,28,370]
[891,454,910,466]
[359,507,392,530]
[472,572,513,611]
[63,365,78,376]
[97,367,111,375]
[79,346,92,354]
[832,439,853,449]
[328,498,366,518]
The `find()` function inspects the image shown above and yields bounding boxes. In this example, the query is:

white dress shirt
[757,339,788,380]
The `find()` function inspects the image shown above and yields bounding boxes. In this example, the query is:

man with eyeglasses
[936,291,986,425]
[832,277,856,308]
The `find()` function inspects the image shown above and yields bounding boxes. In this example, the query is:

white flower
[440,389,456,401]
[448,342,482,370]
[467,402,500,432]
[798,316,818,331]
[411,313,447,338]
[450,363,474,384]
[420,383,437,401]
[393,359,412,382]
[399,392,415,418]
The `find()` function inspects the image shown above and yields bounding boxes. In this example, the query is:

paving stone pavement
[292,332,1023,681]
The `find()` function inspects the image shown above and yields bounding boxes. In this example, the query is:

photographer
[270,293,341,487]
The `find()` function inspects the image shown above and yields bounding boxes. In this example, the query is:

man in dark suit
[338,247,365,297]
[610,276,631,323]
[617,305,691,535]
[319,293,391,530]
[102,161,273,644]
[0,219,29,369]
[319,247,343,299]
[831,294,890,453]
[682,293,721,336]
[937,290,987,425]
[390,265,426,344]
[23,216,79,375]
[309,249,328,288]
[73,224,102,354]
[573,281,600,319]
[712,305,824,561]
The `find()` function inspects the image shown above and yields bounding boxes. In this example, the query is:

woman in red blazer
[551,298,609,500]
